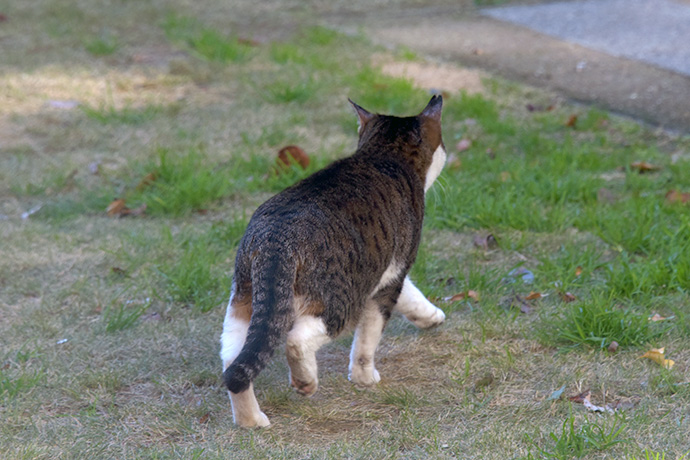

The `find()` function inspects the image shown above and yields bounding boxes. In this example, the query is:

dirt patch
[376,55,485,94]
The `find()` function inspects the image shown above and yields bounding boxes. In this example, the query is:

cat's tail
[223,249,295,394]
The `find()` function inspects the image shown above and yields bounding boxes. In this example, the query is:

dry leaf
[106,199,127,217]
[568,389,590,403]
[443,290,479,303]
[608,341,619,353]
[565,114,578,128]
[641,348,675,369]
[575,266,583,277]
[525,291,543,301]
[136,172,157,191]
[508,294,533,314]
[198,412,211,424]
[106,199,146,218]
[649,313,673,322]
[456,139,472,152]
[277,145,310,171]
[631,161,661,173]
[666,189,690,204]
[559,291,577,303]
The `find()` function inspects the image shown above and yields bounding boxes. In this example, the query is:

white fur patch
[348,300,384,386]
[394,276,446,329]
[220,294,250,369]
[286,315,331,394]
[373,259,403,294]
[424,144,447,192]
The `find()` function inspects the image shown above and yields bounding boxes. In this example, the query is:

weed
[129,147,237,216]
[162,14,253,63]
[629,450,689,460]
[84,34,119,56]
[0,369,43,399]
[525,413,628,459]
[102,297,150,333]
[542,292,665,349]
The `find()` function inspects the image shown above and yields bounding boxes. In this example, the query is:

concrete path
[325,0,690,132]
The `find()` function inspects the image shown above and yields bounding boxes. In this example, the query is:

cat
[220,95,447,427]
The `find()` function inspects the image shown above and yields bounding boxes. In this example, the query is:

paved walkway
[326,0,690,132]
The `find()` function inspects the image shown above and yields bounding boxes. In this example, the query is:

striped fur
[220,96,446,427]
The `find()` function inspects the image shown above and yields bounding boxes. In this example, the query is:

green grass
[1,0,690,458]
[524,413,628,459]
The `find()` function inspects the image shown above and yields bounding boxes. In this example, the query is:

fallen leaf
[456,139,472,152]
[565,114,578,128]
[559,291,577,302]
[198,412,211,424]
[106,199,127,217]
[473,233,497,250]
[106,199,146,217]
[641,348,675,369]
[608,341,619,353]
[525,291,543,301]
[111,267,127,276]
[548,385,566,400]
[631,161,661,173]
[136,172,157,191]
[575,266,583,277]
[568,389,591,403]
[237,37,260,46]
[649,313,674,322]
[443,290,480,303]
[666,189,690,204]
[277,145,310,171]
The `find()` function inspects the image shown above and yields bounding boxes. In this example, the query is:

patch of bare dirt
[375,55,485,94]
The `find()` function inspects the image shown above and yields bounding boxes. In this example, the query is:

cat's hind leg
[348,299,387,387]
[394,276,445,329]
[220,287,270,427]
[286,315,330,396]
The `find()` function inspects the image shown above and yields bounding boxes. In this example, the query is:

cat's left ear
[348,98,374,134]
[420,94,443,123]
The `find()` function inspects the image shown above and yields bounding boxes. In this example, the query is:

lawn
[1,1,689,459]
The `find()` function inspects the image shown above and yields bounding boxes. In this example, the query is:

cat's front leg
[394,276,445,329]
[348,299,386,387]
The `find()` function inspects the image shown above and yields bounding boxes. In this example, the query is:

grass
[1,0,689,458]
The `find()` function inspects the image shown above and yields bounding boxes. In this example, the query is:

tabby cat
[220,95,447,427]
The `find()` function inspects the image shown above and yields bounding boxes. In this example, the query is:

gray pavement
[325,0,690,133]
[483,0,690,77]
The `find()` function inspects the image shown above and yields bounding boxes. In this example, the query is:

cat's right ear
[348,99,374,135]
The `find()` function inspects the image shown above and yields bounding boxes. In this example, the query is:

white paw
[348,365,381,387]
[234,411,270,428]
[406,304,446,329]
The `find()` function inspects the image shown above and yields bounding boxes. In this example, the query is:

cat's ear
[420,94,443,123]
[348,98,374,134]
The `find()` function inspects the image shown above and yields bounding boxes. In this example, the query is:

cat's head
[349,95,446,192]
